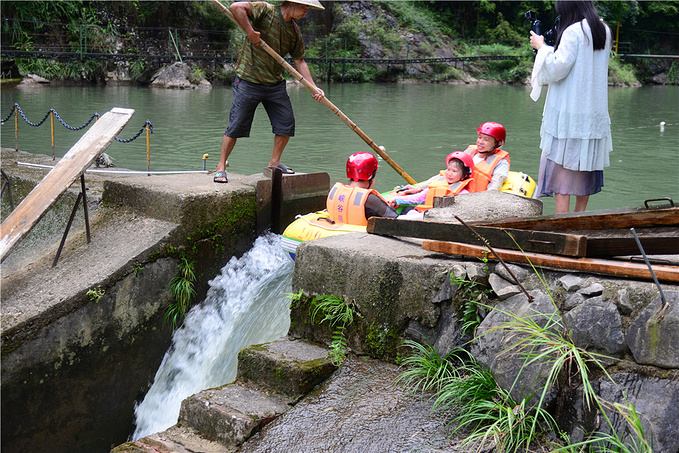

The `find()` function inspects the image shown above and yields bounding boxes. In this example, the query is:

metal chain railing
[1,103,153,166]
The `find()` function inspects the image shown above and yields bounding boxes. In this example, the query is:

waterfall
[131,233,294,440]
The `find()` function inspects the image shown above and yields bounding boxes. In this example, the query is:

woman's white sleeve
[530,26,579,100]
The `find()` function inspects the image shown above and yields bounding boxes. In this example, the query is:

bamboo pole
[209,0,416,184]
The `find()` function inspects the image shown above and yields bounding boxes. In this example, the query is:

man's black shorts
[225,77,295,138]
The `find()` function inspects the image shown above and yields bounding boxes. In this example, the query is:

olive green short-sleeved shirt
[235,2,305,86]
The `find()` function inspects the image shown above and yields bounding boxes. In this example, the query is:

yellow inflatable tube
[281,211,366,260]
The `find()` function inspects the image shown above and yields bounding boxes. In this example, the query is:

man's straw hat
[286,0,324,10]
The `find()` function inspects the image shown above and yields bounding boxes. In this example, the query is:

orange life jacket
[326,182,385,226]
[465,145,510,193]
[415,171,473,212]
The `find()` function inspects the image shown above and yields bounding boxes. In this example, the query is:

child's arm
[390,188,429,206]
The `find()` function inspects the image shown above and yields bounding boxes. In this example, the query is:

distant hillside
[1,1,677,85]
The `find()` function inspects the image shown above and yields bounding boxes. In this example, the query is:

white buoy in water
[660,121,666,133]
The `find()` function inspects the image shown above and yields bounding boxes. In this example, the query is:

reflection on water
[2,83,677,214]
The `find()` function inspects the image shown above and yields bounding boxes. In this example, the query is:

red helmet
[346,152,378,181]
[446,151,474,179]
[477,122,506,144]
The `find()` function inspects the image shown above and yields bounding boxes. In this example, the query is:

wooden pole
[422,240,679,283]
[209,0,416,185]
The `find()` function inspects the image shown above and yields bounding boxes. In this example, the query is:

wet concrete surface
[239,355,459,453]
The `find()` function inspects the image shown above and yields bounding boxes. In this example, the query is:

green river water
[2,83,677,214]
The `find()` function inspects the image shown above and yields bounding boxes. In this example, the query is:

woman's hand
[530,30,545,50]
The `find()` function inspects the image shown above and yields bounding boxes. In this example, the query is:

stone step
[236,337,337,398]
[112,425,232,453]
[112,337,336,452]
[179,383,291,447]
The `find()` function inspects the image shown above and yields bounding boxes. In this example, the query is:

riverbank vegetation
[2,1,677,86]
[397,272,654,452]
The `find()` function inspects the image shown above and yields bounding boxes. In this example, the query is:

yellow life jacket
[465,145,510,193]
[326,182,385,226]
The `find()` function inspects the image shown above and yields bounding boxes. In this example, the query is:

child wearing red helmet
[464,122,511,192]
[326,152,400,226]
[385,151,474,211]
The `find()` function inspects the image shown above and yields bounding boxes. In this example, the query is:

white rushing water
[132,233,294,440]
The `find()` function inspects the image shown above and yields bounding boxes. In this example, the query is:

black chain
[52,109,101,131]
[1,103,153,143]
[115,120,153,143]
[1,104,17,123]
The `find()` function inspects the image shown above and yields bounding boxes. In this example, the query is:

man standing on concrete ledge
[214,0,326,183]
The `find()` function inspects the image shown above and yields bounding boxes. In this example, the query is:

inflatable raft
[281,171,536,260]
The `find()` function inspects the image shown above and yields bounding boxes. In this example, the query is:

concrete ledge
[291,233,456,357]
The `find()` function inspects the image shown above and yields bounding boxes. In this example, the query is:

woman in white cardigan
[530,0,612,214]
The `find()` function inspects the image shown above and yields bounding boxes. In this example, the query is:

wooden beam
[585,228,679,257]
[422,240,679,283]
[0,107,135,262]
[470,206,679,231]
[367,217,588,257]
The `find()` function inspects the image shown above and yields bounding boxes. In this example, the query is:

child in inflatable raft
[281,128,536,259]
[384,151,474,214]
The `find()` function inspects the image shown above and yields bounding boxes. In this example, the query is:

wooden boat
[281,171,536,260]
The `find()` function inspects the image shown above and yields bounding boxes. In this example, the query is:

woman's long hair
[554,0,608,51]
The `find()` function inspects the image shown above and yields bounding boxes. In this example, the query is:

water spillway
[132,233,294,439]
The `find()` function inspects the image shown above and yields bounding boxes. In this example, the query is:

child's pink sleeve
[393,188,429,206]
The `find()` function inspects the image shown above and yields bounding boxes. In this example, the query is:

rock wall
[290,232,679,452]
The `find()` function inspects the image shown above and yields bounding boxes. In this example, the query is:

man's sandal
[213,170,228,183]
[273,163,295,174]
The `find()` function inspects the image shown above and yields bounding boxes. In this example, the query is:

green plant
[451,274,491,337]
[189,66,206,84]
[87,286,105,302]
[395,339,459,393]
[308,294,355,366]
[397,292,652,452]
[165,254,196,330]
[129,59,147,82]
[552,396,653,453]
[667,61,678,85]
[133,262,144,275]
[398,342,556,453]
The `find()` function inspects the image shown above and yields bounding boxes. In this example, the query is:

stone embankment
[289,195,678,451]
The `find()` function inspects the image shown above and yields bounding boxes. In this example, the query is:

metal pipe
[630,228,668,321]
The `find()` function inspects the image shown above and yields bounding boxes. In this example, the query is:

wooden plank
[367,217,588,257]
[422,240,679,283]
[0,107,135,262]
[470,206,679,231]
[585,227,679,256]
